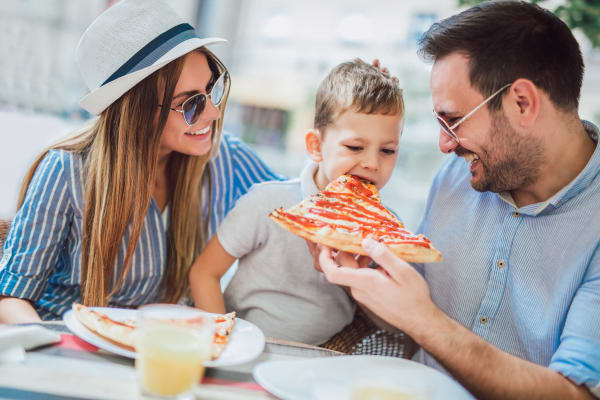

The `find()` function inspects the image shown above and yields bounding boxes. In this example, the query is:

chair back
[321,307,419,358]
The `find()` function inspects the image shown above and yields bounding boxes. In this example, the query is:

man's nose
[439,131,459,154]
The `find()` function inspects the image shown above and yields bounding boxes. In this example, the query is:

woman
[0,0,281,323]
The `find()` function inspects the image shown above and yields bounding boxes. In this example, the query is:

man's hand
[317,237,437,334]
[372,59,399,83]
[306,239,370,272]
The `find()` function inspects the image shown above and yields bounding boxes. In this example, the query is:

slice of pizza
[71,304,236,360]
[173,311,236,359]
[72,303,136,351]
[269,174,442,263]
[212,312,235,359]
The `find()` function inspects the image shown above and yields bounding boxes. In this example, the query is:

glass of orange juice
[135,304,213,399]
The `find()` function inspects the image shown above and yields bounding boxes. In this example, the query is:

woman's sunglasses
[164,71,229,126]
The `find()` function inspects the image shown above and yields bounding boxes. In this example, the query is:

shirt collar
[300,160,320,198]
[498,120,600,215]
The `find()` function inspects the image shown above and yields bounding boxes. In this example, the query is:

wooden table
[0,322,342,399]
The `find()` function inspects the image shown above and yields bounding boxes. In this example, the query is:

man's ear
[305,129,323,162]
[507,78,539,128]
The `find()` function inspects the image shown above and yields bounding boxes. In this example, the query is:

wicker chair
[0,219,11,257]
[321,307,419,359]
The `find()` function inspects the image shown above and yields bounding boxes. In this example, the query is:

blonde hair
[17,48,230,306]
[314,59,404,132]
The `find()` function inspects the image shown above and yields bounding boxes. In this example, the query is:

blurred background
[1,0,600,231]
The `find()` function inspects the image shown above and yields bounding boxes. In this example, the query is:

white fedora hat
[76,0,226,115]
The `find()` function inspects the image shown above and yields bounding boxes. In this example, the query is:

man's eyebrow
[436,110,461,117]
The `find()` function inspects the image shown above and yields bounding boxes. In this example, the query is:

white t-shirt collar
[299,160,320,199]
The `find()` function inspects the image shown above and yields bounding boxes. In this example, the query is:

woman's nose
[203,98,221,122]
[439,130,459,154]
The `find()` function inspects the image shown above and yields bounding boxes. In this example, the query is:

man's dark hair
[418,1,584,112]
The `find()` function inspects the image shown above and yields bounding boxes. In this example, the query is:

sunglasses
[163,71,229,126]
[433,83,512,144]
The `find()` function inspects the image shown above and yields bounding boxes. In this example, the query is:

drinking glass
[135,304,213,399]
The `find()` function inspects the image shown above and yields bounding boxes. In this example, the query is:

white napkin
[0,324,61,363]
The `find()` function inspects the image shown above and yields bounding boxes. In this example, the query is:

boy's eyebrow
[343,137,399,145]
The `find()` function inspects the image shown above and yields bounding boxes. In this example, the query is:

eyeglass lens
[435,116,458,142]
[182,73,227,125]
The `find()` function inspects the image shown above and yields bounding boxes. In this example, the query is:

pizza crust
[72,303,136,350]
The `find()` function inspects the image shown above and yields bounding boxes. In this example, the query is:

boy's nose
[361,153,379,170]
[439,130,459,154]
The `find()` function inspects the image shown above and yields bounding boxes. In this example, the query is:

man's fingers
[361,238,413,283]
[318,246,377,287]
[357,255,372,269]
[335,250,360,268]
[305,240,322,271]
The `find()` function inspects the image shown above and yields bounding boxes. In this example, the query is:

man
[312,1,599,399]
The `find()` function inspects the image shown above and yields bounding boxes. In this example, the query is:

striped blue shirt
[416,121,600,394]
[0,133,283,320]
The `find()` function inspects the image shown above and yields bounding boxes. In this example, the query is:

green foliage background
[458,0,600,47]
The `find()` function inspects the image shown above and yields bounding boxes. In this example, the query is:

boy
[189,59,404,345]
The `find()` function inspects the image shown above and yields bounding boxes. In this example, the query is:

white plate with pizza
[253,355,473,400]
[63,304,265,367]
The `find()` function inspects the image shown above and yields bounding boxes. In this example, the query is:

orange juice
[351,386,419,400]
[137,325,210,396]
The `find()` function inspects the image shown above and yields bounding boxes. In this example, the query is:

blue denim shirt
[416,121,600,395]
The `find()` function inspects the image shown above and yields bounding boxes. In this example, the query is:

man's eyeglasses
[433,83,512,144]
[161,71,229,126]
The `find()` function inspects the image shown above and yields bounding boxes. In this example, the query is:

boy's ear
[305,129,323,162]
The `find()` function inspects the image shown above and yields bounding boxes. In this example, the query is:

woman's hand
[0,296,42,324]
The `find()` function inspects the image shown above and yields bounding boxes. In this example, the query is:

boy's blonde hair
[314,59,404,131]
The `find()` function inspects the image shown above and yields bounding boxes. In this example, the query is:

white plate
[63,307,265,367]
[253,355,474,400]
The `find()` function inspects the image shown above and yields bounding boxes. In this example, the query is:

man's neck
[510,119,596,208]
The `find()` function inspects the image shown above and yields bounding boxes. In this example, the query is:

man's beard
[458,111,545,193]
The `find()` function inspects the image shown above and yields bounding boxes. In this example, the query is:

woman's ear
[305,129,323,162]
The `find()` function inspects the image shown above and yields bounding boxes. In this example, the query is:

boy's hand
[372,59,399,83]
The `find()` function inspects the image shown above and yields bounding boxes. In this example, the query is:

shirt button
[480,316,488,325]
[497,260,505,269]
[513,211,520,218]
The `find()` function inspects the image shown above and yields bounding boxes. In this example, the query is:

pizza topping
[99,313,135,329]
[342,175,374,197]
